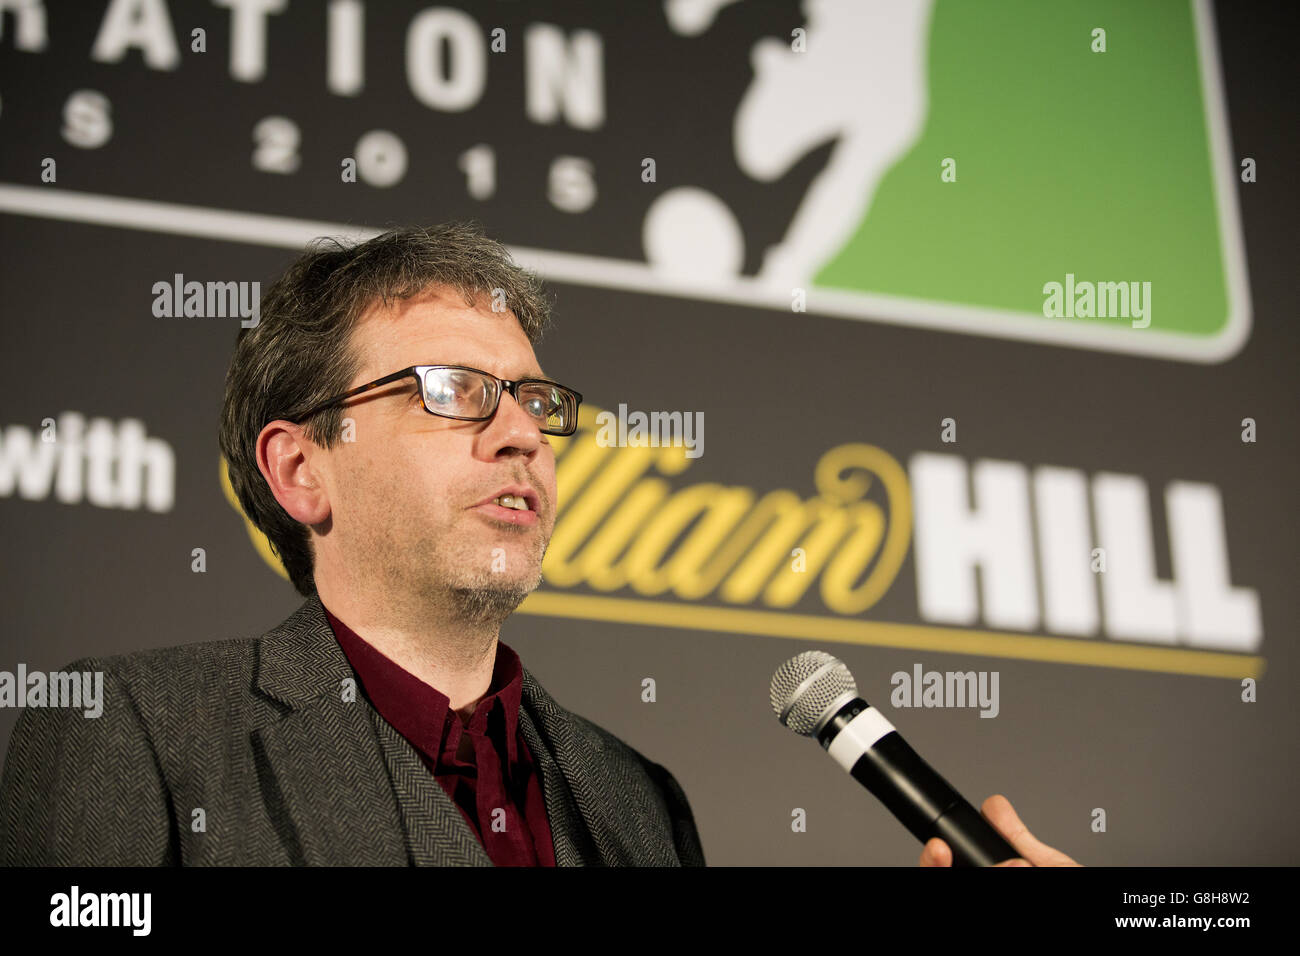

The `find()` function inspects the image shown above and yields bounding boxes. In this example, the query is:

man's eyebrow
[429,362,547,380]
[475,363,547,379]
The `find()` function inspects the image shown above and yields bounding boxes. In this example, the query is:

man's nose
[486,390,544,453]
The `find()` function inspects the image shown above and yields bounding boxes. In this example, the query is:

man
[0,223,1072,867]
[1,224,701,866]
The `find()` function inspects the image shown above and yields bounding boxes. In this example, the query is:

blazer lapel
[519,668,680,866]
[251,597,412,866]
[516,700,598,866]
[368,710,492,866]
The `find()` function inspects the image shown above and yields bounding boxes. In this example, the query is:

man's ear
[256,421,331,526]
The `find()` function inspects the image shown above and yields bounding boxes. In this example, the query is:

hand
[918,794,1082,867]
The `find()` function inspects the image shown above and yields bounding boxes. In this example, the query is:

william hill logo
[223,404,1262,678]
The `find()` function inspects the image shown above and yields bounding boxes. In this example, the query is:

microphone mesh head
[770,651,857,736]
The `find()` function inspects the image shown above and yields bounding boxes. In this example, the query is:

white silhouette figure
[735,0,935,289]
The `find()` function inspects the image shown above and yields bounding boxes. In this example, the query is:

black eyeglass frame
[283,364,584,436]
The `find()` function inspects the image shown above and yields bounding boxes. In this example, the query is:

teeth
[493,494,531,511]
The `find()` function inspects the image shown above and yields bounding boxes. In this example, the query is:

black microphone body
[818,696,1019,867]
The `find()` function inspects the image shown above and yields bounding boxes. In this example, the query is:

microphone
[771,650,1019,867]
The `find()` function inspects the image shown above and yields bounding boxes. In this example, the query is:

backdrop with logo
[1,0,1295,865]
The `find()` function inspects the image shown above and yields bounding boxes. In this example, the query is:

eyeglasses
[286,365,584,436]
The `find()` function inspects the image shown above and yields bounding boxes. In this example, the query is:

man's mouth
[492,494,532,512]
[474,486,540,512]
[472,487,541,526]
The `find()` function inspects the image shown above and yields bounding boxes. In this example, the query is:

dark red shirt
[323,605,556,866]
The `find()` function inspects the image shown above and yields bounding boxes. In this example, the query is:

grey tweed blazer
[0,596,706,866]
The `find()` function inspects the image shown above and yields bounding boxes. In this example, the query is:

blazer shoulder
[71,635,260,680]
[66,594,317,690]
[58,635,262,717]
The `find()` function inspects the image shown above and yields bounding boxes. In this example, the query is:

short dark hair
[218,222,554,597]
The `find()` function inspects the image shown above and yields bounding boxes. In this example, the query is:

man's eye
[525,393,562,420]
[428,372,478,407]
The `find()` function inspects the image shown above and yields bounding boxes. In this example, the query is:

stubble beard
[440,523,549,628]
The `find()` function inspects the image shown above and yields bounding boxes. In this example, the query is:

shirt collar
[322,603,524,769]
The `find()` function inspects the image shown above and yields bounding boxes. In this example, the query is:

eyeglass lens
[421,367,574,433]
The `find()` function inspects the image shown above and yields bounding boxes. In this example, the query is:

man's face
[313,285,559,625]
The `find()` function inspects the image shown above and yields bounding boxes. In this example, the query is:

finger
[919,836,952,867]
[981,794,1080,866]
